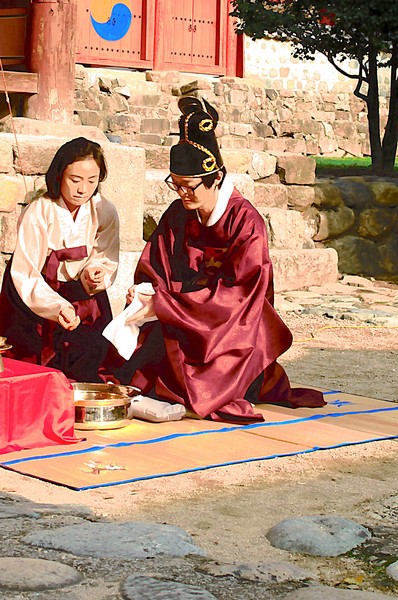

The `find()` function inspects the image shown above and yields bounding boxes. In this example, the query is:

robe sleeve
[135,204,291,366]
[10,200,74,321]
[79,197,120,295]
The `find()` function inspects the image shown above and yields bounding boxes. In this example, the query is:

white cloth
[102,282,158,360]
[10,193,119,321]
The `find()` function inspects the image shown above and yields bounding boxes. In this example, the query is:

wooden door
[75,0,155,69]
[0,8,27,67]
[154,0,228,75]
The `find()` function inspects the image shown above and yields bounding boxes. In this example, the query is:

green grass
[313,155,398,175]
[315,156,373,168]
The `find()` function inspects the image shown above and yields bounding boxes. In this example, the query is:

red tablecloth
[0,358,80,454]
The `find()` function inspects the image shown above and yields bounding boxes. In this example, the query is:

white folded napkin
[102,282,158,360]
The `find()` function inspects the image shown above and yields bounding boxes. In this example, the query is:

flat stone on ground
[201,560,315,583]
[266,516,371,557]
[0,557,82,591]
[121,575,217,599]
[23,522,206,559]
[282,586,394,599]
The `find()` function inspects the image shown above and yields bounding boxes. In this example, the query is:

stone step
[108,247,338,316]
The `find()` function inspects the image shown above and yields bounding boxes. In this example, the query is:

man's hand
[126,293,156,323]
[84,266,105,292]
[58,306,81,331]
[126,284,136,306]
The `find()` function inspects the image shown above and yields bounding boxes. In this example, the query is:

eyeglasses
[164,175,204,196]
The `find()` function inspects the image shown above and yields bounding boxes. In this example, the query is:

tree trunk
[365,47,383,175]
[381,43,398,175]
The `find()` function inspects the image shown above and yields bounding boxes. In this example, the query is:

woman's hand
[84,266,105,292]
[58,306,81,331]
[125,292,156,323]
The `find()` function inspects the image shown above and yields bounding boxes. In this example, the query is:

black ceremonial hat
[170,96,224,178]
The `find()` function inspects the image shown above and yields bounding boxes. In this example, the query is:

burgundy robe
[108,187,325,422]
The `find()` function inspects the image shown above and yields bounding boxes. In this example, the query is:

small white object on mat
[128,395,186,423]
[102,282,157,360]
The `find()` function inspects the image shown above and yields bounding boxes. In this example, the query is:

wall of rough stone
[0,128,339,316]
[314,177,398,279]
[31,64,379,159]
[244,39,391,96]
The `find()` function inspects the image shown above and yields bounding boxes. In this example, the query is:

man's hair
[201,166,227,189]
[45,137,107,199]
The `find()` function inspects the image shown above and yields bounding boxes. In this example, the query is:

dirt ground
[1,312,398,594]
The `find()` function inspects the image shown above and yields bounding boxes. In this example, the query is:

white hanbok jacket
[10,193,119,322]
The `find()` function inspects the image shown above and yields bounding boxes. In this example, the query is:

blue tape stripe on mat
[12,434,396,491]
[2,404,397,467]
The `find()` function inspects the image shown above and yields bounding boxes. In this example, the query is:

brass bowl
[72,382,137,430]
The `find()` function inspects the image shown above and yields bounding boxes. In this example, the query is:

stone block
[333,120,357,138]
[0,205,23,253]
[180,79,213,94]
[140,118,170,135]
[114,86,131,98]
[378,238,398,274]
[107,114,140,134]
[338,138,362,156]
[75,110,105,129]
[0,118,108,142]
[146,71,181,84]
[284,139,307,154]
[219,136,249,149]
[8,136,69,175]
[314,205,355,241]
[0,140,13,173]
[107,251,142,317]
[325,235,381,276]
[229,123,253,137]
[369,181,398,206]
[263,139,287,153]
[277,155,316,185]
[249,152,277,180]
[101,94,129,117]
[230,174,255,202]
[318,134,338,154]
[314,182,344,208]
[144,169,177,209]
[270,248,339,292]
[221,150,251,174]
[100,144,146,252]
[254,182,288,209]
[139,145,170,170]
[253,123,274,138]
[135,134,163,145]
[286,185,316,211]
[356,208,396,238]
[0,174,27,212]
[129,94,161,107]
[262,207,315,249]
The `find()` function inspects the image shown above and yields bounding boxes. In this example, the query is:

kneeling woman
[0,137,119,381]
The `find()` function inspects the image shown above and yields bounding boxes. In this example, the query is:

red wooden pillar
[26,0,77,123]
[226,0,244,77]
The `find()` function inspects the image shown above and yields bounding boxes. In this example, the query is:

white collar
[197,175,234,227]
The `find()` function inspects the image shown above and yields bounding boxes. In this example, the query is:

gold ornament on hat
[199,118,213,132]
[181,111,218,172]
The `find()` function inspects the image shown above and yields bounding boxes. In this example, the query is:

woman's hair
[202,165,227,189]
[45,137,107,199]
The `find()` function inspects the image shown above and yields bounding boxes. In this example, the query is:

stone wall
[244,38,391,96]
[314,177,398,279]
[0,128,339,316]
[16,64,376,159]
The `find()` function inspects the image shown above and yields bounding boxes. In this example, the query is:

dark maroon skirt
[0,258,113,382]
